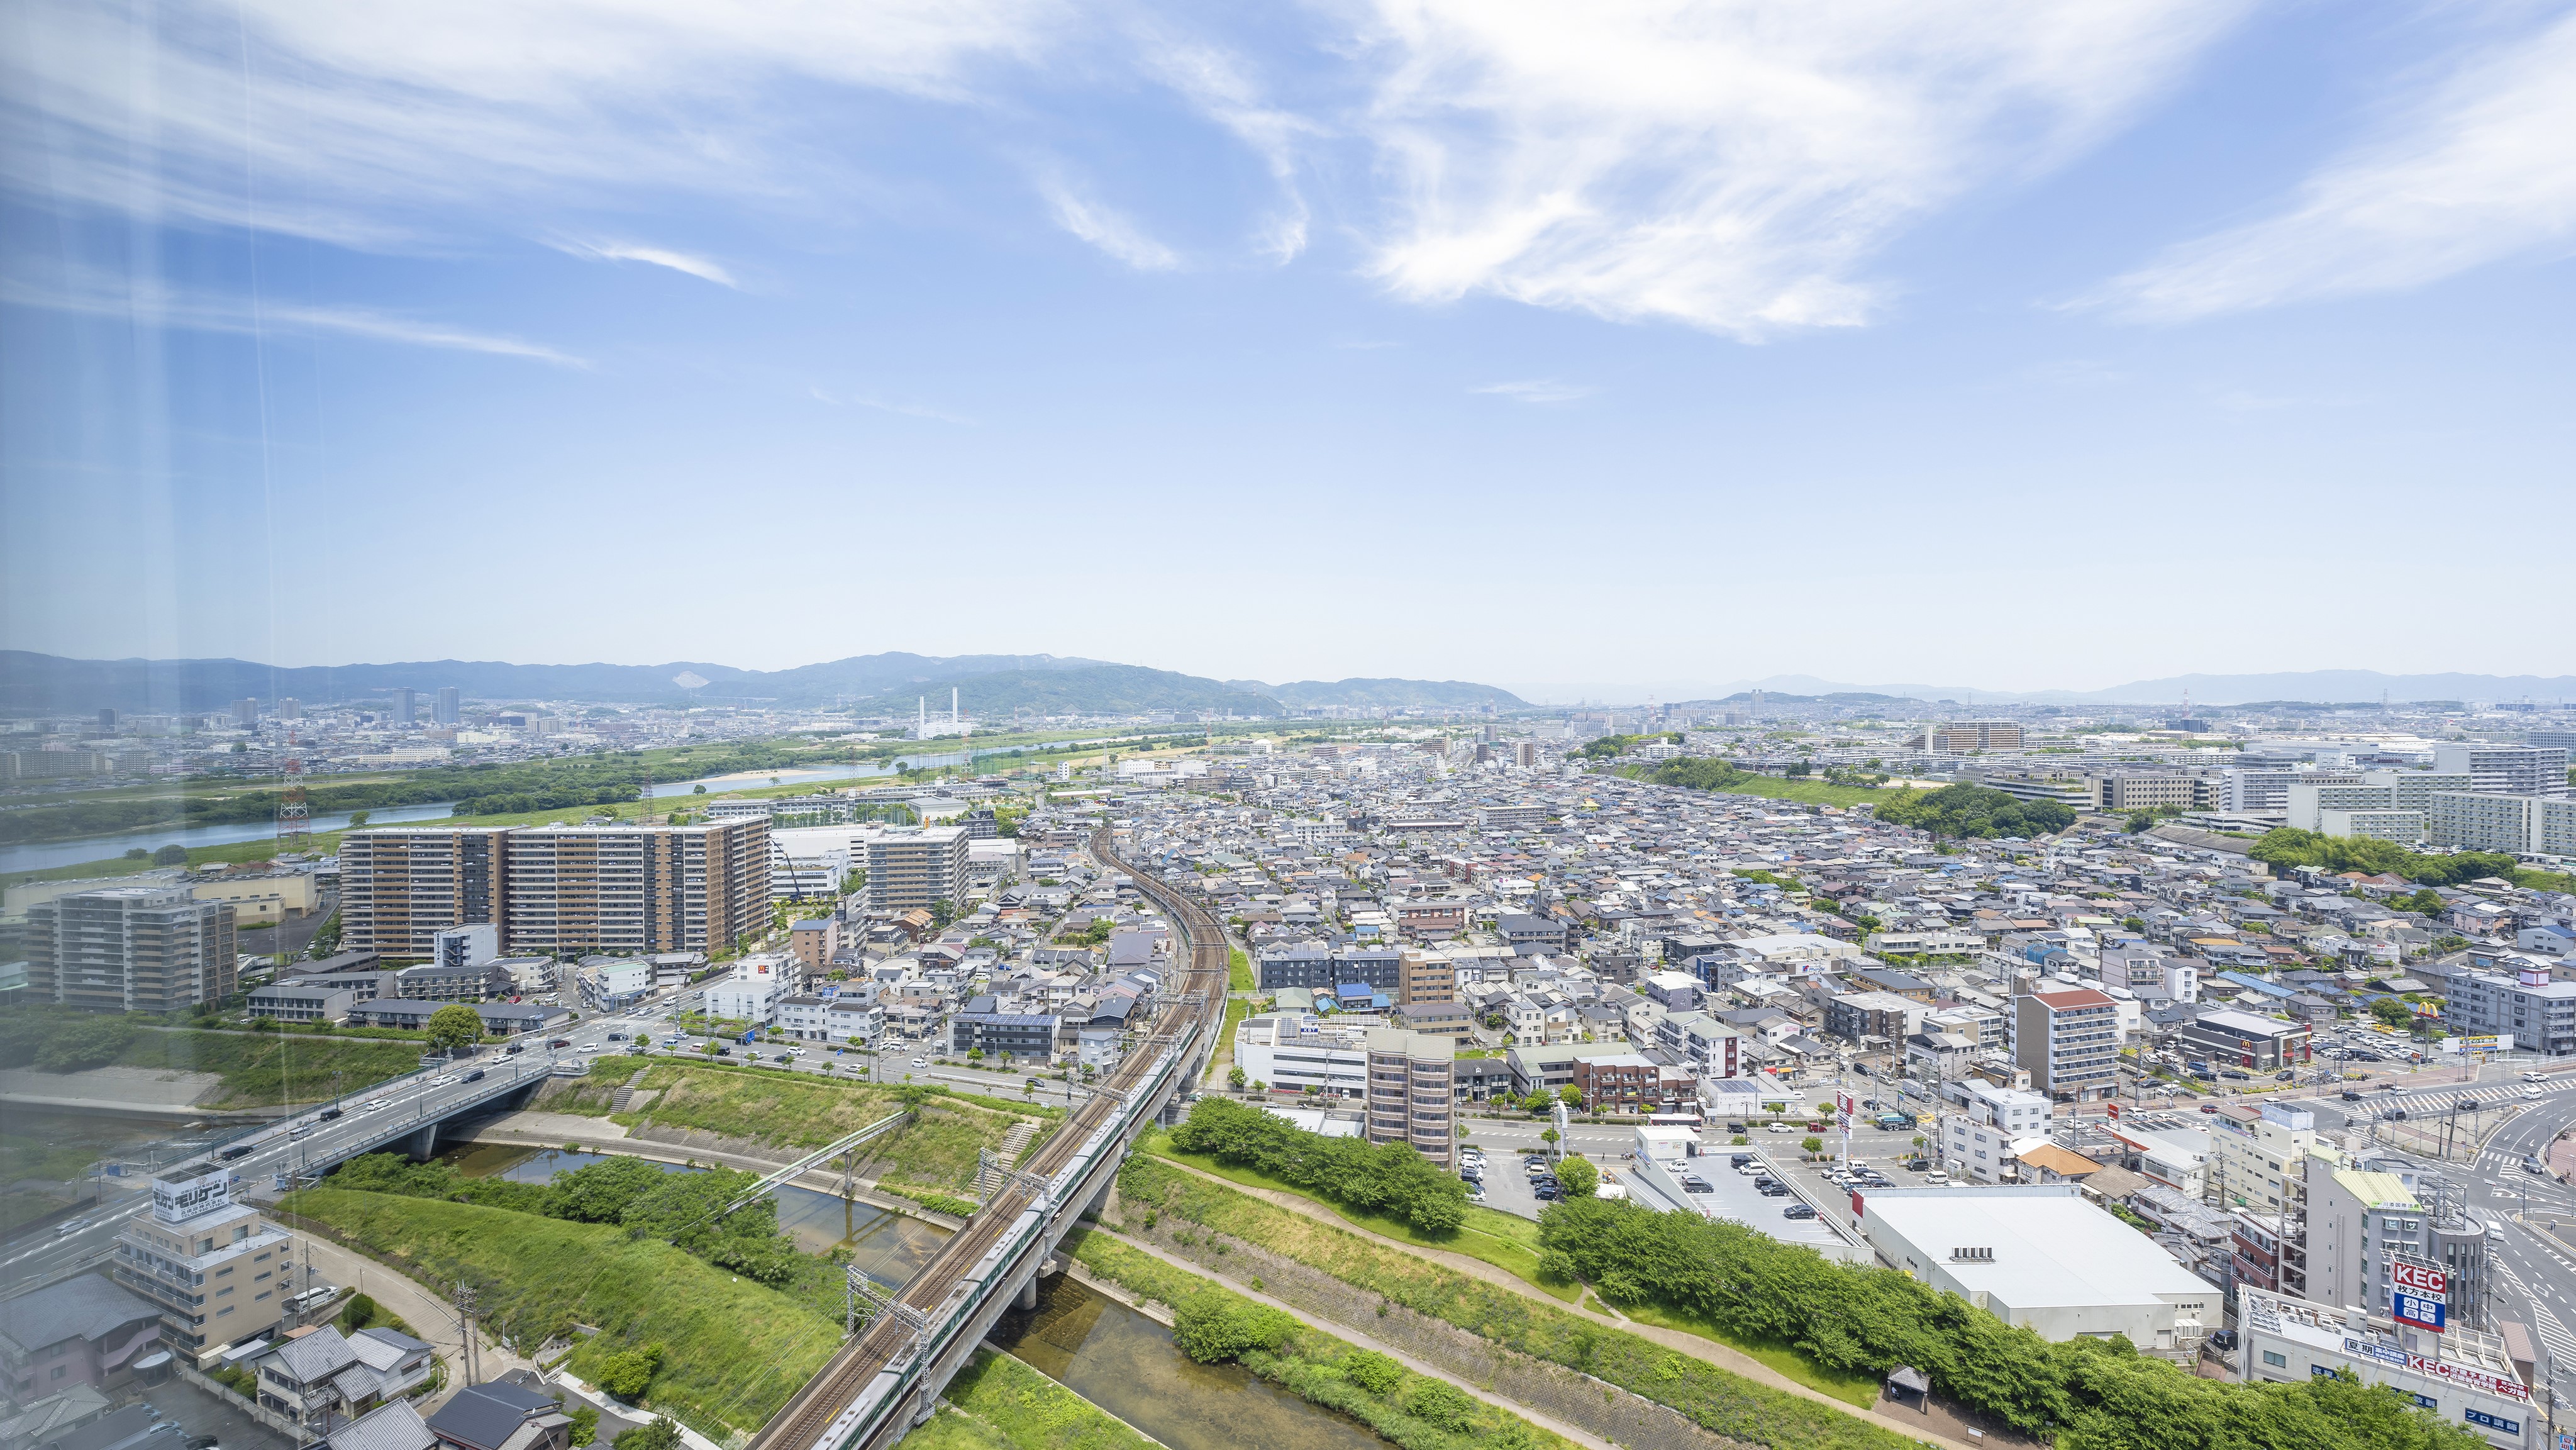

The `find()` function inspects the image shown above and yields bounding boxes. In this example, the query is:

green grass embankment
[1137,1132,1570,1301]
[898,1349,1157,1450]
[536,1064,1050,1196]
[1227,949,1254,993]
[1115,1156,1891,1425]
[1070,1231,1584,1450]
[285,1188,840,1438]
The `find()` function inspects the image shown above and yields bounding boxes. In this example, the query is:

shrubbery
[330,1152,802,1285]
[1538,1196,2483,1450]
[2248,828,2522,888]
[1875,784,2074,840]
[1167,1097,1466,1235]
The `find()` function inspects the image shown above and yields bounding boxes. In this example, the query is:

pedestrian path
[2492,1259,2576,1364]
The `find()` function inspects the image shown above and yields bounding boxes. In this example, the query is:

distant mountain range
[1696,671,2576,709]
[0,650,1526,717]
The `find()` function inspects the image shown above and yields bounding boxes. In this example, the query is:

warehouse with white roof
[1857,1185,2221,1352]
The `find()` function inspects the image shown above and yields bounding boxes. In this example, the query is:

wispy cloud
[1346,0,2247,338]
[1473,379,1594,404]
[1038,174,1180,271]
[2091,9,2576,321]
[1139,34,1317,262]
[549,238,740,287]
[808,387,976,425]
[2,265,586,366]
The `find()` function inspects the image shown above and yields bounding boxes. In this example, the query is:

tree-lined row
[1536,1196,2480,1450]
[1167,1096,1467,1234]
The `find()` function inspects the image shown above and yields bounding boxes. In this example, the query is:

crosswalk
[2492,1258,2576,1363]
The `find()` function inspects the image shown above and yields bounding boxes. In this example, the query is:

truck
[1874,1111,1916,1130]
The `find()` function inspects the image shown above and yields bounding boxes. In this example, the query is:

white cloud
[1345,0,2246,337]
[1038,175,1181,270]
[1,265,584,365]
[2094,9,2576,320]
[0,0,1063,247]
[550,238,739,287]
[1473,379,1594,403]
[1138,35,1317,262]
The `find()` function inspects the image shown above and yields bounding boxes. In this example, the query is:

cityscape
[4,6,2575,1450]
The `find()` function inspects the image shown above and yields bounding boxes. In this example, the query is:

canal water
[442,1144,950,1287]
[989,1273,1389,1450]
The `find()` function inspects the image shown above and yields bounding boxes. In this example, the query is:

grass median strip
[1115,1156,1901,1443]
[1070,1230,1578,1450]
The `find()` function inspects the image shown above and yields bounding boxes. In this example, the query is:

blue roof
[2216,971,2296,998]
[1335,983,1374,998]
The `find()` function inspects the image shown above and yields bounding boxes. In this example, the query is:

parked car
[1782,1204,1816,1219]
[506,1044,525,1054]
[2206,1330,2238,1351]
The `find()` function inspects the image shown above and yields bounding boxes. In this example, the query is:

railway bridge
[748,828,1230,1450]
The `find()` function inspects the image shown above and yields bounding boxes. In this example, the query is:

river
[990,1271,1389,1450]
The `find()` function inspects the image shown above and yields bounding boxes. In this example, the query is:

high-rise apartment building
[433,686,462,725]
[2433,743,2570,798]
[24,886,236,1012]
[337,827,513,959]
[2014,986,2119,1102]
[1364,1028,1455,1169]
[338,820,767,959]
[231,698,258,726]
[503,820,770,956]
[865,825,969,912]
[391,687,416,726]
[1929,720,2024,754]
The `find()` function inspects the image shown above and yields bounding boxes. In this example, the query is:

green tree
[1539,1127,1559,1155]
[346,811,371,830]
[1801,1135,1824,1156]
[1554,1157,1599,1198]
[152,843,191,866]
[2369,998,2414,1029]
[2126,811,2155,834]
[615,1416,684,1450]
[593,1344,663,1401]
[425,1004,486,1054]
[567,1406,599,1447]
[1227,1064,1247,1090]
[1556,1085,1582,1108]
[1172,1290,1292,1364]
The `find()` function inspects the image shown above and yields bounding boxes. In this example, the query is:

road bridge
[747,828,1229,1450]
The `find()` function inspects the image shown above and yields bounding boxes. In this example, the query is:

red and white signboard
[2393,1261,2448,1298]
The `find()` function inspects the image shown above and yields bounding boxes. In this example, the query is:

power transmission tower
[277,730,310,850]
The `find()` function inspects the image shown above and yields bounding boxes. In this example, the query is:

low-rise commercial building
[2174,1008,2312,1070]
[1856,1186,2219,1352]
[2238,1286,2536,1450]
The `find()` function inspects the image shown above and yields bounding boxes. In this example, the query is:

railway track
[749,827,1230,1450]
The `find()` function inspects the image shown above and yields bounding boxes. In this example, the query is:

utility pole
[455,1281,480,1387]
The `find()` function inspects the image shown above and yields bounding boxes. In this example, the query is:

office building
[2443,965,2576,1057]
[863,826,969,912]
[1363,1028,1454,1168]
[2237,1288,2534,1450]
[504,820,769,955]
[2014,987,2119,1102]
[336,828,512,959]
[113,1168,303,1363]
[2433,743,2570,798]
[1857,1186,2219,1350]
[2307,1164,2428,1320]
[2176,1008,2311,1070]
[2088,773,2204,813]
[23,887,236,1013]
[1929,720,2024,754]
[433,687,461,726]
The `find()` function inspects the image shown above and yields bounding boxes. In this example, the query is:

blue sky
[3,0,2571,699]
